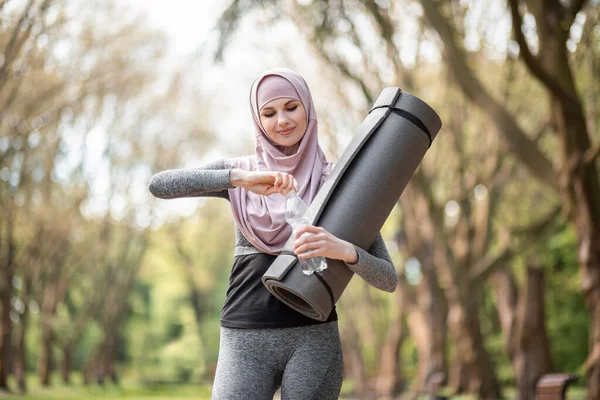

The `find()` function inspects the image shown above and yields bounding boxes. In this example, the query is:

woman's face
[259,97,307,151]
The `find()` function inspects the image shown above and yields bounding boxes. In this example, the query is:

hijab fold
[225,68,332,255]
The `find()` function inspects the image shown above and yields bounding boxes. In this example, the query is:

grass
[0,376,588,400]
[0,385,213,400]
[0,376,212,400]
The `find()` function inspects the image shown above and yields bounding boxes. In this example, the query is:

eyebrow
[261,99,298,111]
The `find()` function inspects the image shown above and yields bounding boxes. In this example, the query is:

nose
[278,114,290,127]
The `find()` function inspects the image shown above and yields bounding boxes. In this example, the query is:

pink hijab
[225,68,333,255]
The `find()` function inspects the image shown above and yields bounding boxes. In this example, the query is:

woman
[149,68,397,400]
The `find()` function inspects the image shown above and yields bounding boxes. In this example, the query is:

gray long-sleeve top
[149,160,398,292]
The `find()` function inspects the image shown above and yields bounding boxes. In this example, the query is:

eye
[262,112,275,118]
[286,105,298,112]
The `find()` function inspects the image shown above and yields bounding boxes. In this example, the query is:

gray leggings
[212,322,344,400]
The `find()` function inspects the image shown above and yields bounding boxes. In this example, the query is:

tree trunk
[89,331,117,385]
[578,230,600,400]
[395,196,450,395]
[490,269,518,359]
[432,239,500,398]
[103,335,120,385]
[39,278,60,387]
[448,353,470,395]
[38,327,54,386]
[374,321,406,398]
[341,321,371,399]
[61,343,72,384]
[91,292,131,386]
[0,281,12,391]
[406,267,448,393]
[0,198,16,390]
[447,294,501,399]
[375,288,406,398]
[38,262,68,387]
[82,348,100,385]
[13,307,28,393]
[492,266,554,400]
[514,267,554,400]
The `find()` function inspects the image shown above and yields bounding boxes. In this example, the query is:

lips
[278,127,295,135]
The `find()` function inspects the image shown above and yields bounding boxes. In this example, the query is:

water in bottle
[284,191,328,275]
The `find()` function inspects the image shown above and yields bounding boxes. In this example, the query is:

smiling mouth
[279,127,295,135]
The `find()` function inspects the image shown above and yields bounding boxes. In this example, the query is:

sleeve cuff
[345,245,366,268]
[224,168,235,189]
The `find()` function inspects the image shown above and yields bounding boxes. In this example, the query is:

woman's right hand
[230,169,298,196]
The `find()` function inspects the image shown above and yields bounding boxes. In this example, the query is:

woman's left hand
[292,225,358,264]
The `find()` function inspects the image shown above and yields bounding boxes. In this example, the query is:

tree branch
[363,0,416,90]
[419,0,559,191]
[334,57,375,105]
[469,237,513,288]
[585,142,600,166]
[507,0,581,113]
[411,168,461,279]
[0,0,35,89]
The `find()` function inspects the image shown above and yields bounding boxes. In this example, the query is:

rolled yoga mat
[262,87,442,321]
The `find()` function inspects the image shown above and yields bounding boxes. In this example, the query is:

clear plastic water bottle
[284,191,328,275]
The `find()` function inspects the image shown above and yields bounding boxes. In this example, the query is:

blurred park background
[0,0,599,399]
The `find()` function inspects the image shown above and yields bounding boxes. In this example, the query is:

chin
[276,136,300,147]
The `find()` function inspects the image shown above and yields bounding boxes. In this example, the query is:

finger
[295,227,310,239]
[298,246,324,259]
[285,175,295,194]
[296,225,321,237]
[295,242,316,254]
[264,186,277,196]
[283,175,295,195]
[295,240,322,255]
[280,175,289,194]
[293,233,320,250]
[294,228,309,240]
[280,173,290,192]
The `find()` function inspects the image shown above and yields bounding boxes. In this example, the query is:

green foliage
[124,200,234,384]
[400,335,419,387]
[484,332,514,387]
[543,226,589,374]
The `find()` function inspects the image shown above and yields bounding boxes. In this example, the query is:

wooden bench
[535,373,578,400]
